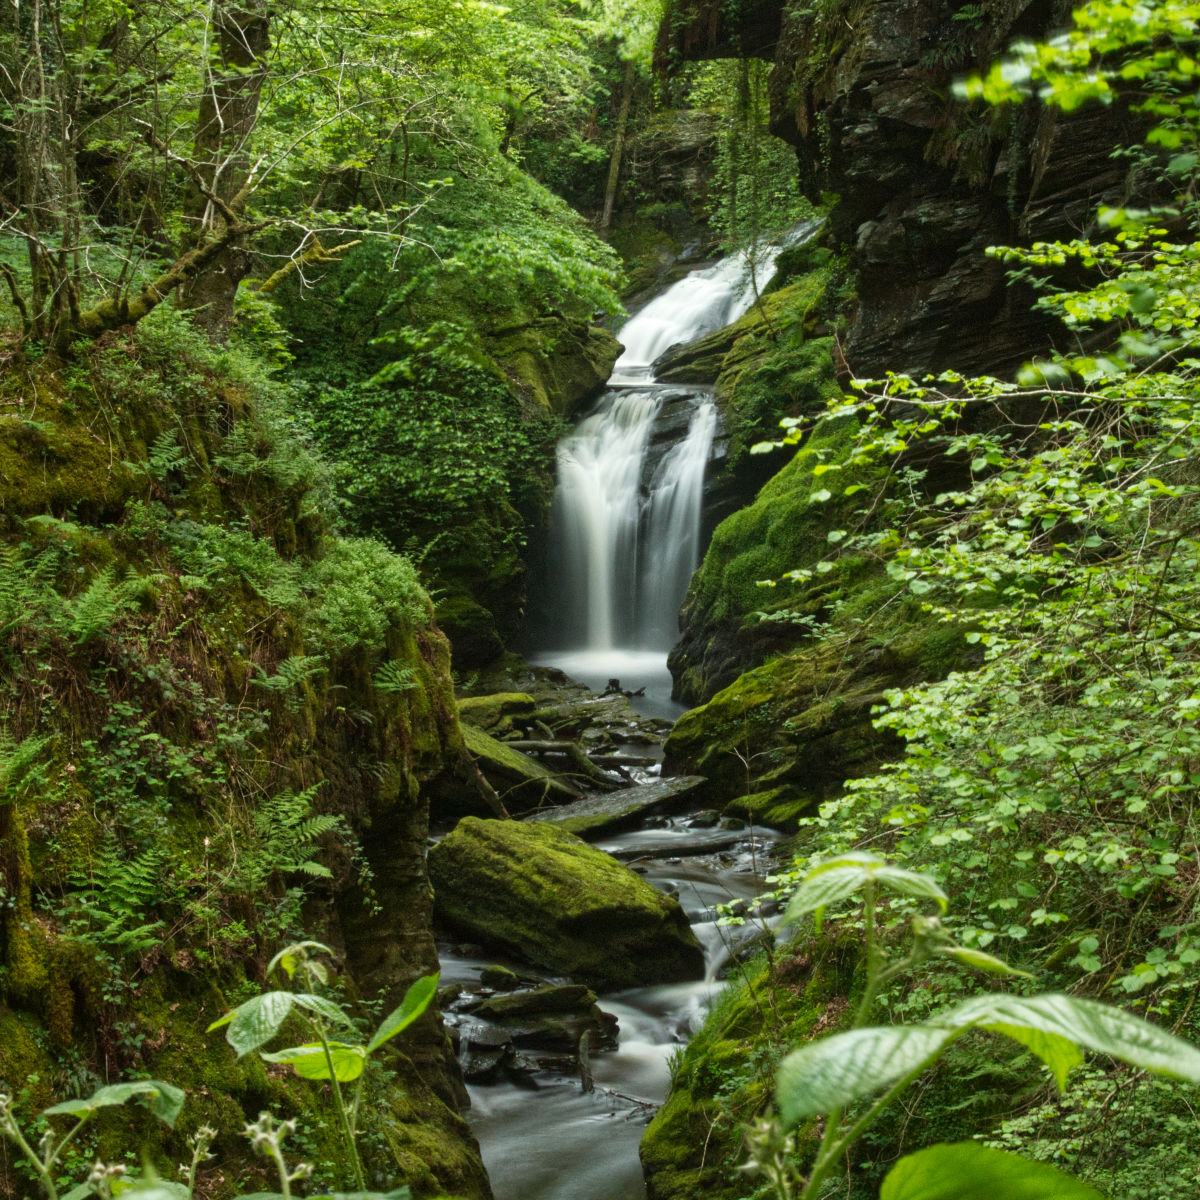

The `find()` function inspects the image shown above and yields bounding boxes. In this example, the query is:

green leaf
[317,1191,413,1200]
[776,1025,957,1128]
[366,974,440,1054]
[293,993,355,1028]
[111,1180,192,1200]
[220,992,295,1057]
[267,941,333,980]
[937,945,1033,978]
[782,853,946,930]
[44,1080,185,1128]
[259,1041,366,1082]
[880,1141,1108,1200]
[946,993,1200,1085]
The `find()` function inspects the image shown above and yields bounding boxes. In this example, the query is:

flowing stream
[443,823,779,1200]
[450,232,814,1197]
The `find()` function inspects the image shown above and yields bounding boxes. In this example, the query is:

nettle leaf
[367,973,440,1054]
[267,940,333,980]
[211,992,295,1057]
[776,1025,956,1128]
[937,945,1033,978]
[44,1080,185,1128]
[111,1180,192,1200]
[782,853,947,930]
[880,1141,1108,1200]
[947,993,1200,1085]
[260,1041,367,1082]
[293,993,355,1029]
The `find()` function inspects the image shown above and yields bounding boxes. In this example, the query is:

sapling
[207,940,438,1193]
[746,851,1200,1200]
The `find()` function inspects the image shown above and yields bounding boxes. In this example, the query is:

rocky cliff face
[662,0,1145,380]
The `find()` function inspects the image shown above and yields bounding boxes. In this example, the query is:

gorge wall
[662,0,1146,380]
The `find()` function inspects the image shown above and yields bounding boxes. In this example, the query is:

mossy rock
[664,617,965,810]
[670,415,878,705]
[640,937,859,1200]
[724,786,811,831]
[435,593,506,668]
[428,818,705,990]
[460,722,580,806]
[456,692,538,734]
[487,316,621,417]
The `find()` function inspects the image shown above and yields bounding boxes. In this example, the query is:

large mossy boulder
[428,818,705,991]
[487,316,621,417]
[664,613,966,822]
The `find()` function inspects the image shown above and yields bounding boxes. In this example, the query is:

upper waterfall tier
[609,220,821,384]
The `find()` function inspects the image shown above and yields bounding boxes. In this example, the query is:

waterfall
[533,225,819,711]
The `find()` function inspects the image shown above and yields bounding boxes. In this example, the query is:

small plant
[0,1079,184,1200]
[207,940,438,1192]
[746,852,1200,1200]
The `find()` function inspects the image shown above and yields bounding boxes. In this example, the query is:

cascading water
[532,227,819,713]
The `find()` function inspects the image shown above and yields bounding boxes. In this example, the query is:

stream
[447,233,811,1198]
[442,822,779,1200]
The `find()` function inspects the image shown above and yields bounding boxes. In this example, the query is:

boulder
[461,723,580,805]
[523,776,707,838]
[428,819,705,991]
[457,693,538,734]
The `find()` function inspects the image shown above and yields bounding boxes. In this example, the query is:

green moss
[428,817,705,990]
[458,722,579,806]
[665,593,968,810]
[456,692,537,733]
[487,316,620,416]
[687,416,869,635]
[641,937,858,1200]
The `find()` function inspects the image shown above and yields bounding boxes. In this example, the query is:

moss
[457,722,579,808]
[486,315,620,417]
[641,936,859,1200]
[428,817,705,990]
[0,1006,54,1106]
[724,787,811,831]
[664,594,968,810]
[455,692,537,733]
[434,593,506,669]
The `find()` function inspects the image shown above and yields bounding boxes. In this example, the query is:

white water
[536,225,823,707]
[451,826,780,1200]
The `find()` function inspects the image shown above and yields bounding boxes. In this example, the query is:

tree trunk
[599,58,635,237]
[178,0,270,340]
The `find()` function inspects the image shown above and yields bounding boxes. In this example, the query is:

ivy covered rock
[427,818,705,990]
[487,315,622,416]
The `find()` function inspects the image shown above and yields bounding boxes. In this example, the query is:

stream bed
[441,820,779,1200]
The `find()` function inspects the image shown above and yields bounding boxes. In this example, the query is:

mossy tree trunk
[178,0,271,340]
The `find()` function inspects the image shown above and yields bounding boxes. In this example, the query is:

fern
[240,785,341,889]
[62,567,135,644]
[127,429,190,483]
[65,836,167,956]
[0,731,49,803]
[374,660,417,694]
[252,656,328,710]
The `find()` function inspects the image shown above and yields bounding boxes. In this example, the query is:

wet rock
[687,810,721,829]
[428,818,705,991]
[479,964,522,991]
[522,776,707,838]
[459,723,580,805]
[471,984,597,1019]
[457,693,538,735]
